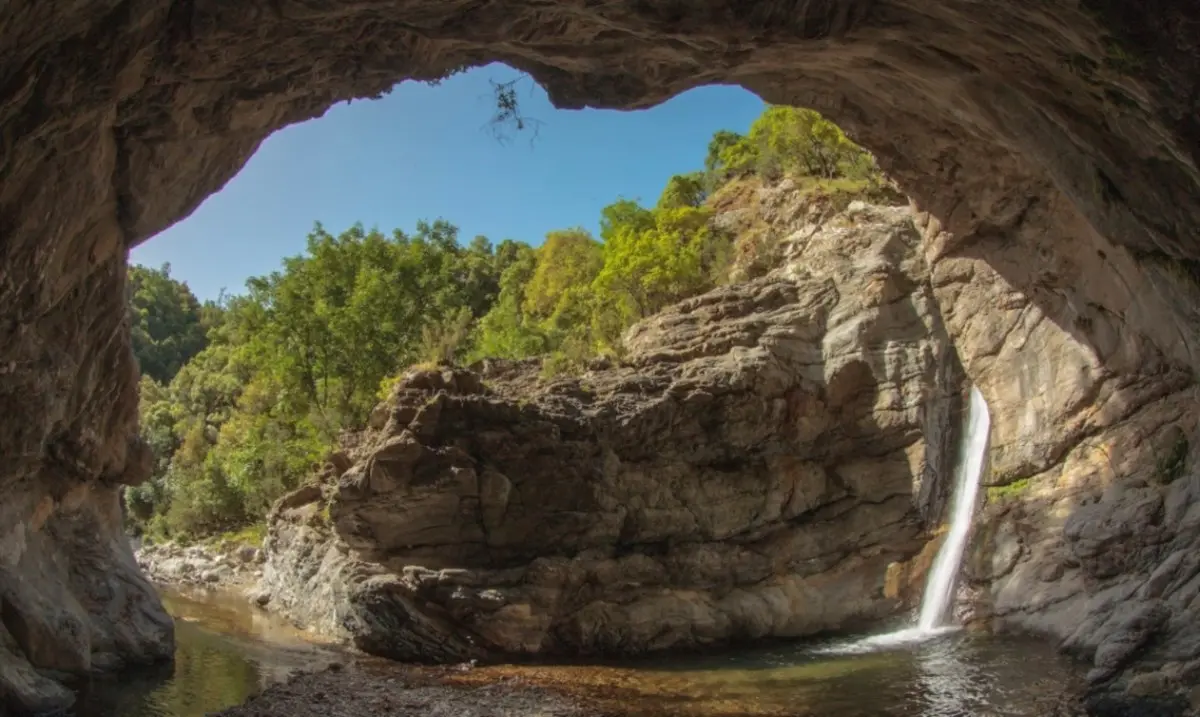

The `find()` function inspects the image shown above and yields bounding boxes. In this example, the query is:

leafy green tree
[211,376,326,519]
[600,199,655,243]
[470,244,548,360]
[701,105,882,191]
[127,218,521,540]
[522,229,604,319]
[705,130,744,176]
[657,172,708,209]
[594,204,723,323]
[128,263,210,383]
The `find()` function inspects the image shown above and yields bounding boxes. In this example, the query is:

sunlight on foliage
[128,102,890,541]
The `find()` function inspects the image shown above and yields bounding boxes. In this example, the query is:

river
[68,585,1083,717]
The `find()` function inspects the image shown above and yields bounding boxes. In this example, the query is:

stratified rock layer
[920,197,1200,712]
[262,202,962,660]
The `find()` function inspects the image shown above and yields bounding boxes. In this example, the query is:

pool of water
[71,588,1083,717]
[470,629,1082,716]
[73,587,344,717]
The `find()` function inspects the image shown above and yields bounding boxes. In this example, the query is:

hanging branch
[486,75,544,146]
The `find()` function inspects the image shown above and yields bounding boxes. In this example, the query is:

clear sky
[131,63,765,301]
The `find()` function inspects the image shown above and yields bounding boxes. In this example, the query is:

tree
[471,243,548,360]
[594,205,722,323]
[522,229,604,319]
[128,263,210,383]
[744,106,880,181]
[600,199,655,244]
[700,105,883,192]
[704,129,747,183]
[657,172,708,209]
[126,218,519,540]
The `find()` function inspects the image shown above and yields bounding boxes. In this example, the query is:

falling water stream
[918,385,992,630]
[816,385,992,654]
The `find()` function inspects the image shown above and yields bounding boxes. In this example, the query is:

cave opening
[4,2,1200,715]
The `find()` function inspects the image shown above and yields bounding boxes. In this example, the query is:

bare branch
[485,76,544,147]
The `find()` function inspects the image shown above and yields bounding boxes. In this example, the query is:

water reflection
[465,631,1082,716]
[71,586,1081,717]
[74,588,341,717]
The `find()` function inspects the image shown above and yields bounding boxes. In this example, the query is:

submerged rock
[261,202,964,661]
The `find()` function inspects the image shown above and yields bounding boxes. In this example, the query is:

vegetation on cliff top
[126,105,890,541]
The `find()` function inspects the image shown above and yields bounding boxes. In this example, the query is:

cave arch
[2,0,1200,711]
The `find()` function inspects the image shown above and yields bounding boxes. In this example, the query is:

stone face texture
[3,0,1200,712]
[262,201,962,660]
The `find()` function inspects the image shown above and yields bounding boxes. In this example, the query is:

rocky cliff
[255,176,1200,714]
[259,197,963,660]
[925,199,1200,713]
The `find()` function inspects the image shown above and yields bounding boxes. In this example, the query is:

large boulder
[261,201,964,660]
[0,485,174,712]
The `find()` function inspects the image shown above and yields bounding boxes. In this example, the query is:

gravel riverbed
[213,663,603,717]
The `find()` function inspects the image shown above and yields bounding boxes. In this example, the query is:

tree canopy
[127,264,215,384]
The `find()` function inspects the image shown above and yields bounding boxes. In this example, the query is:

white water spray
[813,385,991,655]
[917,385,991,631]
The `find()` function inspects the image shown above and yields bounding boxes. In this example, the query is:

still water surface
[74,588,1082,717]
[75,587,342,717]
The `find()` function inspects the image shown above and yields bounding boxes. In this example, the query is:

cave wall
[2,0,1199,713]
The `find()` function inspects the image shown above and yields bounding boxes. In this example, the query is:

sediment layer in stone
[261,201,962,661]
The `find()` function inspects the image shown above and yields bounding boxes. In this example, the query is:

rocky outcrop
[260,201,963,660]
[924,198,1200,713]
[0,486,173,713]
[136,540,265,590]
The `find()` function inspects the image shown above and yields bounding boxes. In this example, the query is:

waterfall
[916,385,991,631]
[812,385,991,656]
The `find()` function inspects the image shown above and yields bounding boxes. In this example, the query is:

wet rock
[212,665,595,717]
[0,489,173,712]
[1125,671,1170,697]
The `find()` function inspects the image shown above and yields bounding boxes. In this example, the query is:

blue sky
[131,63,764,301]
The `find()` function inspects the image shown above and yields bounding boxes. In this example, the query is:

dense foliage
[127,264,217,383]
[127,104,886,540]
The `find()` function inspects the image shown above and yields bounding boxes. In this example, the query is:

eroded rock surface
[932,200,1200,712]
[262,201,962,660]
[0,486,173,713]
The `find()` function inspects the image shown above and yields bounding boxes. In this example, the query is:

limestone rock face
[926,195,1200,710]
[262,202,962,660]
